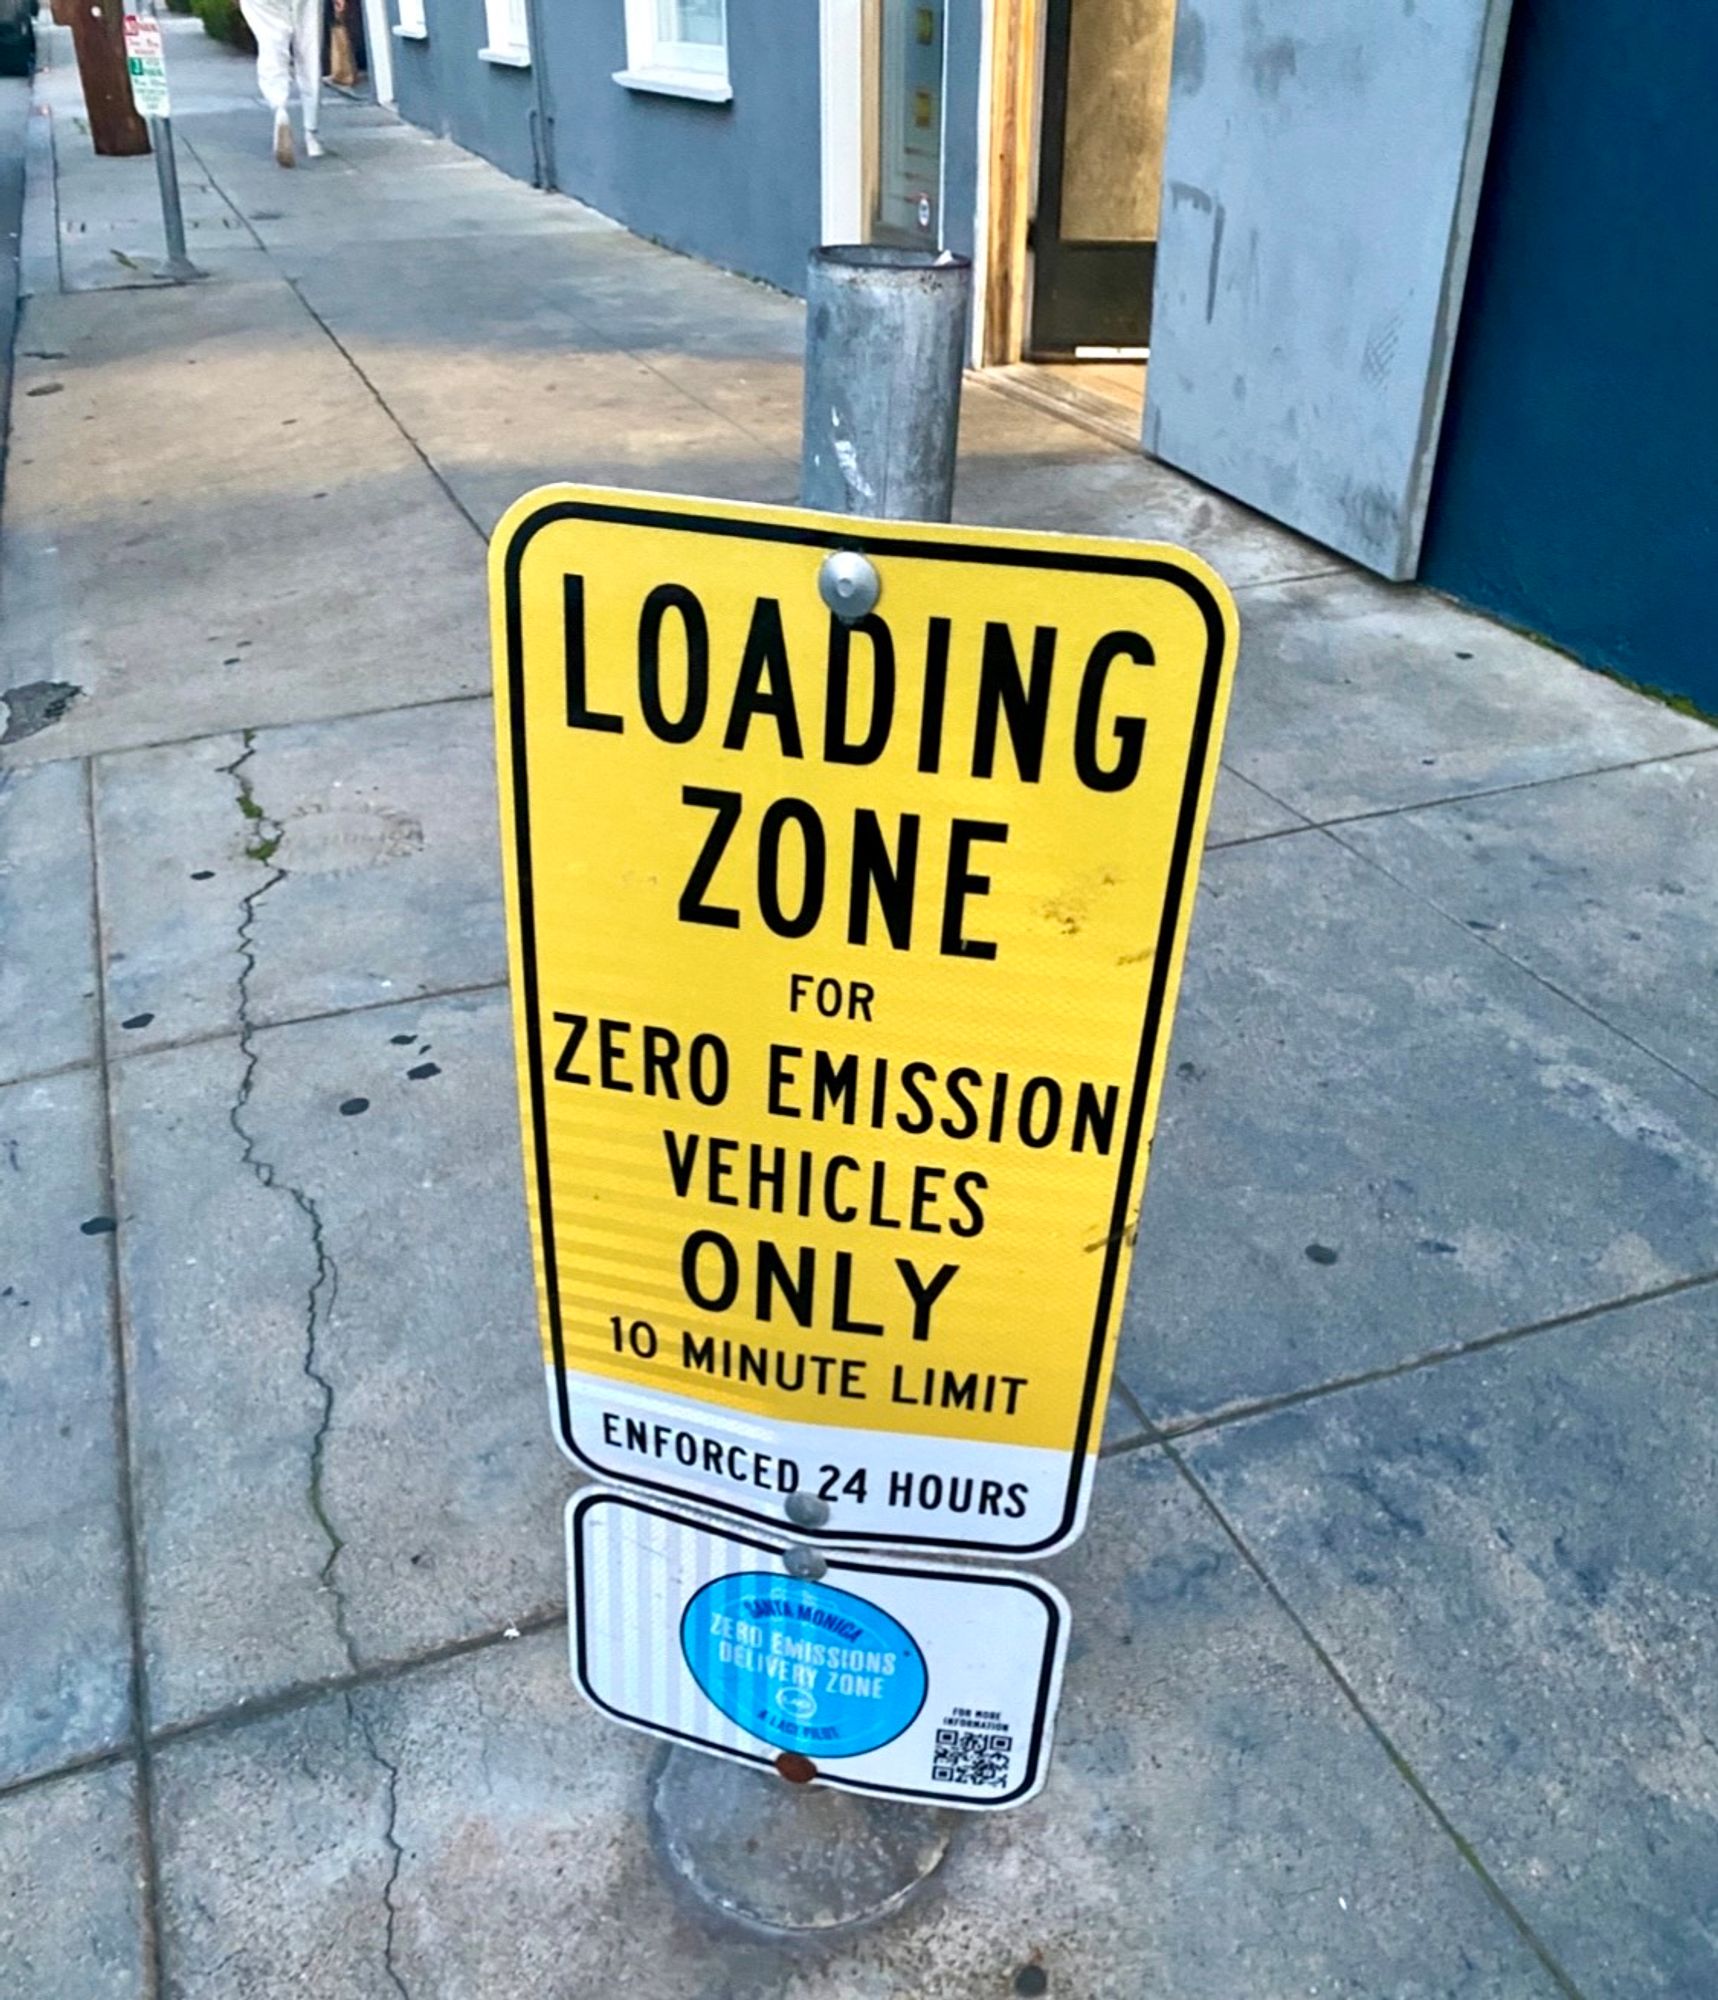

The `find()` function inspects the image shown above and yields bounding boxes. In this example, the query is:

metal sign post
[125,8,202,283]
[487,248,1239,1930]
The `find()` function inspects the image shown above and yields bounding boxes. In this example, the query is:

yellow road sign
[491,487,1238,1556]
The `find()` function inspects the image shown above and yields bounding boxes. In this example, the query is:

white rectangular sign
[124,15,171,118]
[568,1487,1069,1810]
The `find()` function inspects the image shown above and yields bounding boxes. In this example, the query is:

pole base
[649,1746,955,1937]
[154,257,205,284]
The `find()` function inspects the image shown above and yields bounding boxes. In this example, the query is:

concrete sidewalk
[3,18,1717,1997]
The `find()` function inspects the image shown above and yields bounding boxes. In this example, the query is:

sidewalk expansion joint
[86,756,168,1997]
[1321,815,1718,1109]
[0,1739,133,1808]
[179,128,488,550]
[148,1605,568,1758]
[219,730,355,1671]
[1162,1440,1591,2000]
[4,1606,568,1819]
[1110,1265,1718,1451]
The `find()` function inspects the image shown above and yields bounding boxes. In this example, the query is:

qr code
[932,1726,1013,1788]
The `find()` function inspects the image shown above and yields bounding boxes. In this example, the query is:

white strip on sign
[123,15,172,118]
[568,1486,1069,1810]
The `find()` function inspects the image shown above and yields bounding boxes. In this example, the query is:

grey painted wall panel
[391,0,539,188]
[1146,0,1512,578]
[533,0,821,296]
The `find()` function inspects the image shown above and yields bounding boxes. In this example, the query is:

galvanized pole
[143,2,202,283]
[148,116,200,282]
[647,243,975,1940]
[800,245,972,524]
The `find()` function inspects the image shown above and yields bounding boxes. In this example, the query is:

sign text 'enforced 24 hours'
[492,488,1238,1556]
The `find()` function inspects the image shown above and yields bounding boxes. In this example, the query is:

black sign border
[568,1487,1065,1809]
[504,496,1232,1556]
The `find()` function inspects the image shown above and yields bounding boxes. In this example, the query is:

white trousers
[240,0,322,132]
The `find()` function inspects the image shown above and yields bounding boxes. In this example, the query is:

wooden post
[68,0,151,157]
[983,0,1040,367]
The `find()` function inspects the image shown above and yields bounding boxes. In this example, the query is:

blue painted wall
[390,0,819,296]
[390,0,539,188]
[1422,0,1718,712]
[533,0,821,296]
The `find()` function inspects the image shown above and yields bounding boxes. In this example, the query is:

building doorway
[983,0,1176,432]
[1028,0,1174,361]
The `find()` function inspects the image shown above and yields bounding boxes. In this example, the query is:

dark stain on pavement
[121,1012,155,1030]
[407,1062,440,1080]
[339,1097,370,1117]
[1304,1242,1340,1265]
[81,1216,117,1236]
[1,681,84,745]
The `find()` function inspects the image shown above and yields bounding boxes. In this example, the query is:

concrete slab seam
[1320,819,1718,1108]
[1207,763,1312,848]
[1227,565,1352,595]
[1160,1439,1591,2000]
[86,756,166,1998]
[1098,1371,1157,1457]
[146,1605,568,1759]
[8,686,496,779]
[137,977,511,1074]
[1249,741,1718,850]
[179,128,489,547]
[177,123,799,524]
[0,1738,133,1811]
[6,976,513,1096]
[1114,1266,1718,1448]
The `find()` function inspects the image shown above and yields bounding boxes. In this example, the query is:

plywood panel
[1061,0,1177,242]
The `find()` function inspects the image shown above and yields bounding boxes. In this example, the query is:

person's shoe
[273,109,296,168]
[304,131,324,159]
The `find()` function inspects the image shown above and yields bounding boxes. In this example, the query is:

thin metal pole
[144,1,202,282]
[149,117,201,282]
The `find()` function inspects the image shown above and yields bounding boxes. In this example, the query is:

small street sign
[492,487,1238,1557]
[123,14,171,119]
[569,1488,1068,1809]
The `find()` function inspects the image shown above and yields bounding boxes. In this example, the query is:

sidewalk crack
[220,731,355,1667]
[350,1694,413,2000]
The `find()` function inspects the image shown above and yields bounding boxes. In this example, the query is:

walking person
[239,0,323,166]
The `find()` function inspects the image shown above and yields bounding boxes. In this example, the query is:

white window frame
[615,0,733,104]
[480,0,531,66]
[394,0,428,40]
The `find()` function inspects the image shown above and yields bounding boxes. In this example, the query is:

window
[616,0,732,102]
[480,0,530,64]
[394,0,427,37]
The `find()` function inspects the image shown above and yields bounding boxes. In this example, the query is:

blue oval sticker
[681,1572,928,1759]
